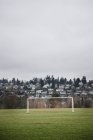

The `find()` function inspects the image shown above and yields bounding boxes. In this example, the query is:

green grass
[0,108,93,140]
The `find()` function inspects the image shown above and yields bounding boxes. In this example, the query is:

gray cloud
[0,0,93,80]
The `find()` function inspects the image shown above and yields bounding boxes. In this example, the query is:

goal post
[27,97,74,113]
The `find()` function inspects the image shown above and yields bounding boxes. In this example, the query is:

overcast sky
[0,0,93,80]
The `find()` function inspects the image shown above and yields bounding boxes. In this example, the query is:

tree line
[0,75,93,108]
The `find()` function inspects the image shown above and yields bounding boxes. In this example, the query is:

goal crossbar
[27,97,74,113]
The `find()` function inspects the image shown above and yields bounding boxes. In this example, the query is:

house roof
[88,91,93,95]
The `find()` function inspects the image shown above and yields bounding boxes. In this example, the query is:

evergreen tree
[82,76,87,85]
[40,78,44,88]
[51,75,55,89]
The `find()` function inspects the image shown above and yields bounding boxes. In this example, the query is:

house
[16,94,25,98]
[43,84,50,88]
[13,85,18,90]
[59,85,65,89]
[88,91,93,97]
[30,89,36,97]
[74,92,80,96]
[48,89,53,97]
[60,91,67,97]
[81,91,88,96]
[65,84,70,90]
[36,90,42,97]
[41,91,48,97]
[32,85,36,90]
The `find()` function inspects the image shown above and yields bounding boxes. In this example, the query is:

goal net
[27,97,74,112]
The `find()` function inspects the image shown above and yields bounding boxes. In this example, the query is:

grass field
[0,108,93,140]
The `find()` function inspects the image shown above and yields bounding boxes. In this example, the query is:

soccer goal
[27,97,74,113]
